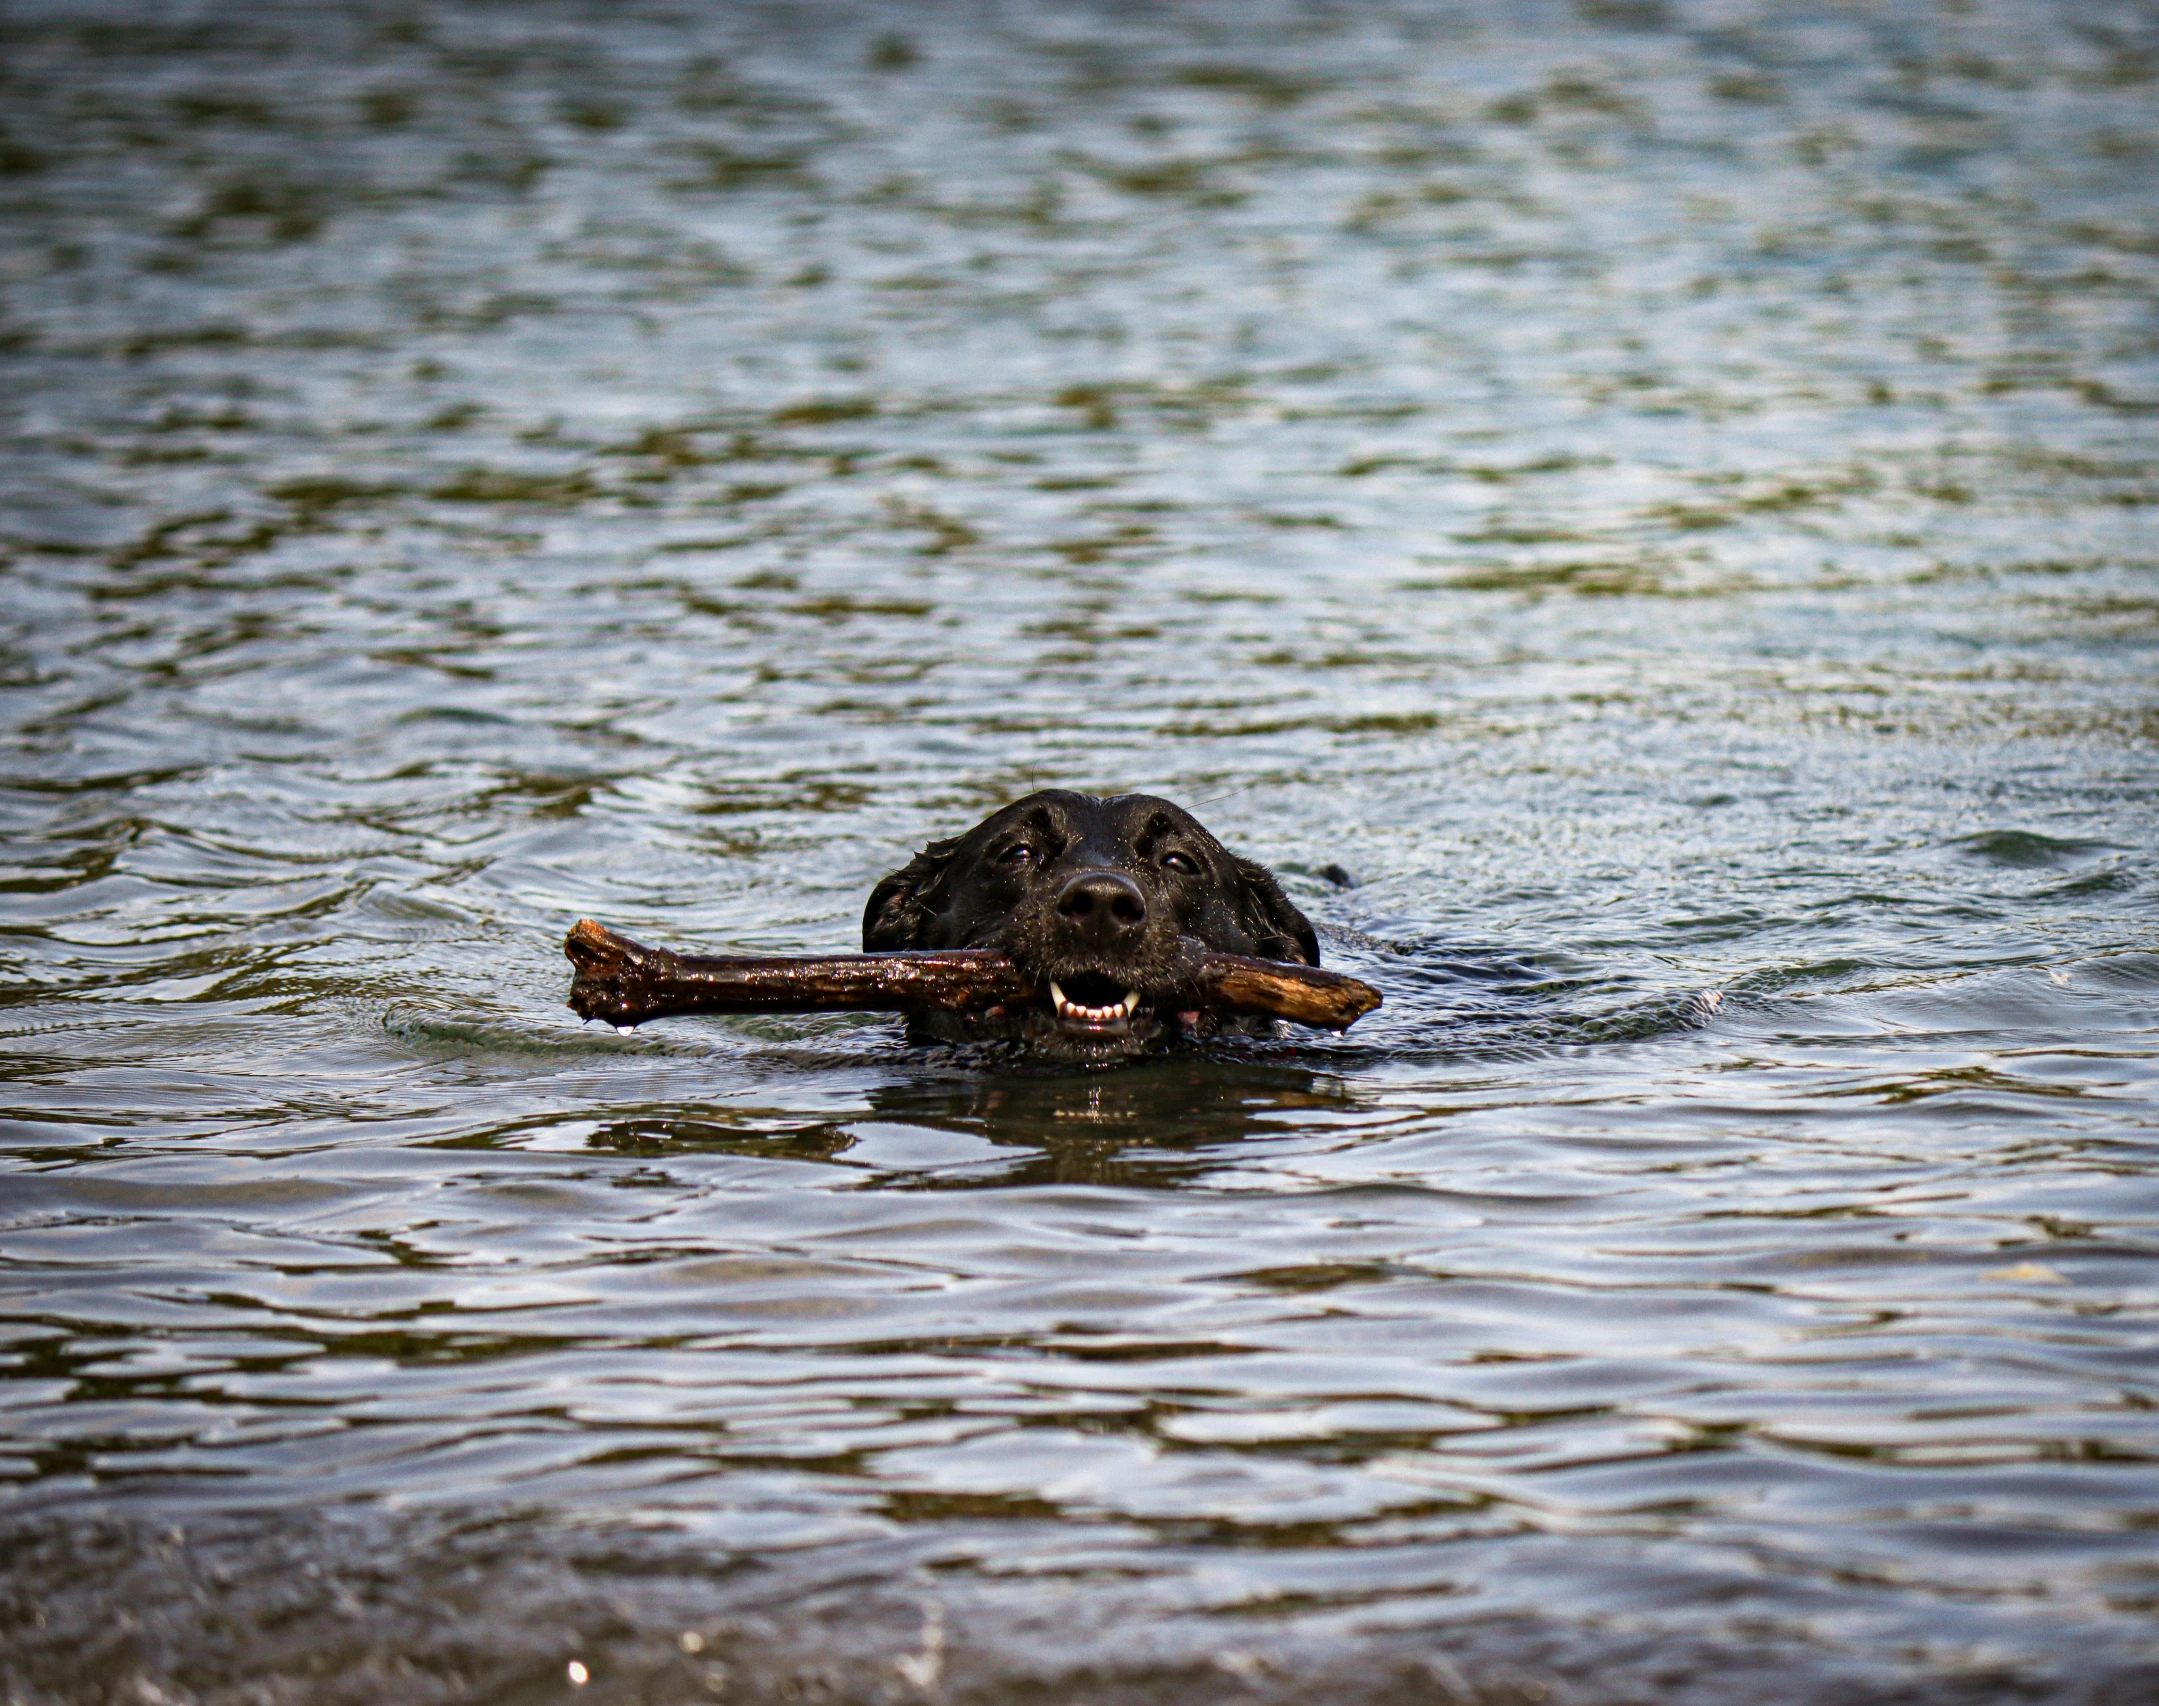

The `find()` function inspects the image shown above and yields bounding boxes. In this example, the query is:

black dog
[863,790,1319,1062]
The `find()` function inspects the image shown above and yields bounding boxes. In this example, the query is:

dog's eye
[998,844,1036,866]
[1160,851,1199,875]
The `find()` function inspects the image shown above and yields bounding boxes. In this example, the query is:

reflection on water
[592,1060,1367,1184]
[865,1058,1368,1184]
[3,0,2157,1700]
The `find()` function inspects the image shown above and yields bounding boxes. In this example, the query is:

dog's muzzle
[1044,870,1154,1036]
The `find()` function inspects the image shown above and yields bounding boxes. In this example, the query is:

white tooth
[1048,981,1141,1024]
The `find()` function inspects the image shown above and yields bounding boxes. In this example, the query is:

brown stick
[564,919,1033,1027]
[563,919,1380,1032]
[1186,951,1383,1030]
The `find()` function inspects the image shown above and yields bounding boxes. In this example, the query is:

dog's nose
[1055,869,1147,943]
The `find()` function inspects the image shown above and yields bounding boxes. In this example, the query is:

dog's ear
[862,837,958,950]
[1231,856,1320,966]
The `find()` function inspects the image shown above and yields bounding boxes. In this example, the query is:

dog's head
[863,790,1317,1061]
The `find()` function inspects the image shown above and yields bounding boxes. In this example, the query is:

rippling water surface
[3,1,2157,1701]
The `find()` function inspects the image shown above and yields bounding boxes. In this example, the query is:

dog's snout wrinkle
[1054,869,1147,943]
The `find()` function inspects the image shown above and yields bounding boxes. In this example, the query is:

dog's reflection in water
[867,1058,1359,1185]
[587,1059,1360,1187]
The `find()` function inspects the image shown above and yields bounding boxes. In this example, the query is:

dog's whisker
[1184,780,1260,810]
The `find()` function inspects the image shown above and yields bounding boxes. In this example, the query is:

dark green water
[3,2,2157,1701]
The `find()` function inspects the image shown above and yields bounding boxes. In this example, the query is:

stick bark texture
[564,919,1030,1026]
[1185,952,1383,1030]
[563,919,1380,1031]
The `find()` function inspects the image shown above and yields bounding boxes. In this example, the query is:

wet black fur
[863,790,1318,1063]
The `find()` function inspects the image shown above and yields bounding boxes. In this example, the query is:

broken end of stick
[1191,951,1383,1031]
[565,918,669,1024]
[1327,977,1384,1028]
[1287,971,1381,1030]
[566,917,636,973]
